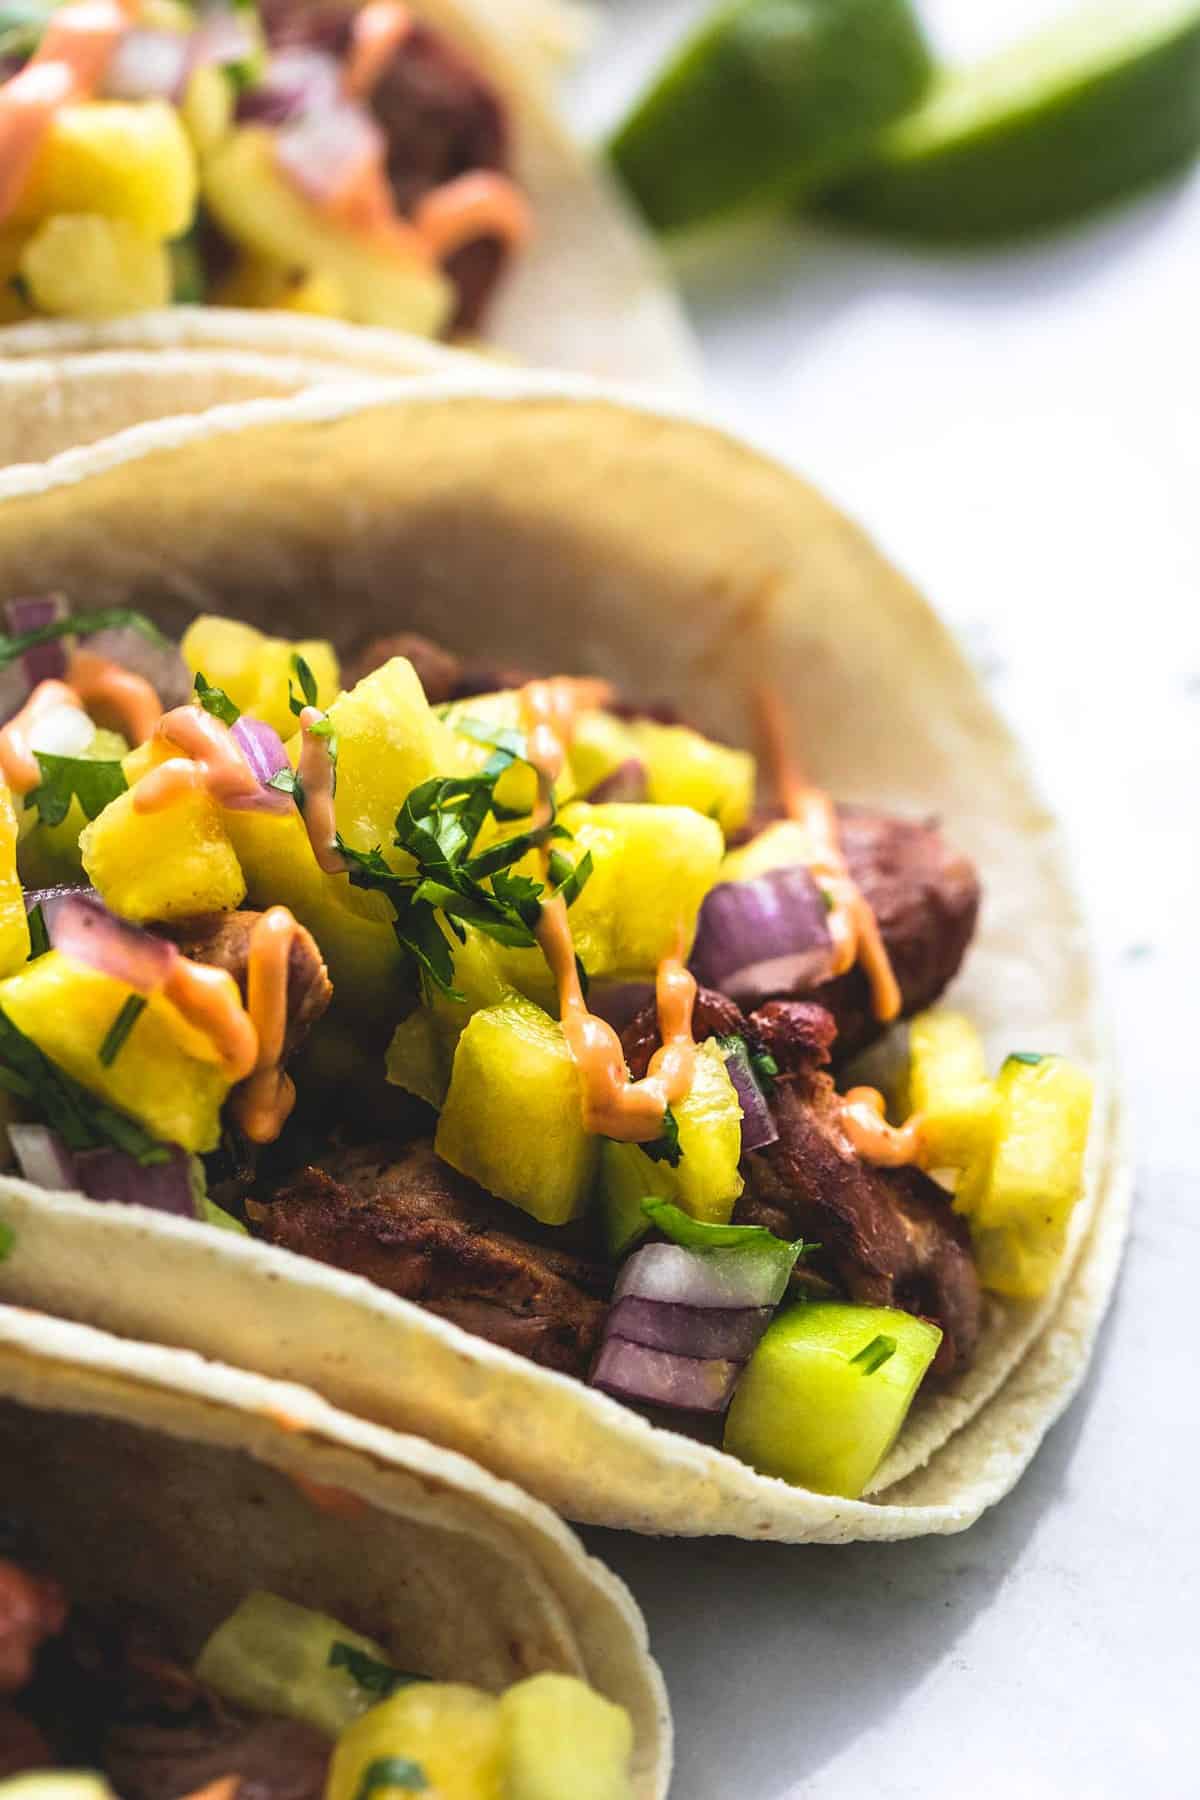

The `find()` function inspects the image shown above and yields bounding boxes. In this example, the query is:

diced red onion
[588,981,654,1032]
[587,758,648,804]
[102,28,192,100]
[228,716,293,814]
[591,1338,742,1414]
[5,595,70,689]
[722,1036,778,1153]
[74,1144,196,1217]
[274,100,383,206]
[8,1125,79,1190]
[236,45,341,123]
[49,893,178,994]
[25,885,90,935]
[614,1240,794,1311]
[689,866,836,1004]
[607,1295,772,1361]
[81,626,191,711]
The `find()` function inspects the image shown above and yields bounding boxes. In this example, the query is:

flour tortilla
[0,370,1129,1542]
[0,1,700,397]
[0,1304,671,1799]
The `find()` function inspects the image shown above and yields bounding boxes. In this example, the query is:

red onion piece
[5,594,70,690]
[190,6,260,72]
[689,865,836,1004]
[8,1125,79,1190]
[50,893,178,994]
[591,1338,742,1414]
[237,45,341,123]
[229,716,293,814]
[587,758,649,804]
[588,981,654,1032]
[81,626,191,711]
[274,100,384,206]
[74,1144,196,1217]
[607,1296,772,1361]
[614,1240,795,1311]
[102,28,192,100]
[722,1036,778,1152]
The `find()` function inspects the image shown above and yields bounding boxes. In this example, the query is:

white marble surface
[567,4,1200,1794]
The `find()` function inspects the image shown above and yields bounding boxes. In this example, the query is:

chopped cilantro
[288,652,319,717]
[193,671,240,727]
[850,1334,897,1375]
[26,754,126,829]
[98,995,146,1068]
[640,1103,682,1168]
[328,1642,424,1699]
[1008,1051,1045,1066]
[0,1221,13,1263]
[0,1010,169,1165]
[267,767,303,808]
[751,1048,779,1086]
[25,903,49,961]
[354,1759,429,1798]
[574,952,590,999]
[643,1199,816,1259]
[0,606,166,675]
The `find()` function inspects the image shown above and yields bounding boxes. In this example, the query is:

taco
[0,0,696,385]
[0,371,1129,1542]
[0,1303,670,1798]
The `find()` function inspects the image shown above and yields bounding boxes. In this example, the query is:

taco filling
[0,0,529,333]
[0,599,1095,1502]
[0,1564,637,1797]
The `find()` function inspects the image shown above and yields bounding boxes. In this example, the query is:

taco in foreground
[0,1304,670,1798]
[0,373,1129,1541]
[0,0,695,386]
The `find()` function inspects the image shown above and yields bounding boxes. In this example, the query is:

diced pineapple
[907,1010,999,1173]
[326,657,464,863]
[385,931,508,1105]
[180,616,339,740]
[597,1038,743,1249]
[0,786,30,976]
[719,818,814,884]
[15,101,197,237]
[180,64,234,157]
[201,127,453,334]
[566,709,641,800]
[196,1591,391,1739]
[0,952,232,1151]
[500,1674,634,1800]
[327,1684,504,1800]
[630,720,755,834]
[557,802,723,978]
[441,689,543,817]
[436,995,598,1225]
[80,785,245,921]
[20,215,170,318]
[215,252,347,317]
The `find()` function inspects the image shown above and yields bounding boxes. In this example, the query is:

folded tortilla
[0,1303,671,1797]
[0,369,1131,1543]
[0,0,700,419]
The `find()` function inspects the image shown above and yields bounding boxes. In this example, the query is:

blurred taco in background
[0,0,696,385]
[0,1304,670,1798]
[0,369,1128,1543]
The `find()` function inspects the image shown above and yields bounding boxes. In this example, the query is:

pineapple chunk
[201,127,453,334]
[564,709,639,800]
[500,1674,634,1800]
[720,818,814,884]
[326,657,464,863]
[196,1591,391,1739]
[441,689,544,817]
[631,720,755,834]
[180,64,234,157]
[0,786,29,977]
[181,616,339,740]
[215,252,347,317]
[20,215,170,318]
[386,931,508,1105]
[0,952,231,1151]
[327,1684,504,1800]
[598,1038,743,1251]
[15,101,197,237]
[907,1010,999,1173]
[436,995,598,1225]
[81,786,245,921]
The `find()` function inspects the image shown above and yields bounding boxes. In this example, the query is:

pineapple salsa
[0,0,529,331]
[0,599,1093,1500]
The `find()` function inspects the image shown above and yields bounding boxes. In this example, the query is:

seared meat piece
[620,985,747,1081]
[738,1001,981,1376]
[0,1561,66,1695]
[249,1141,610,1376]
[105,1714,329,1800]
[164,912,332,1059]
[343,631,535,704]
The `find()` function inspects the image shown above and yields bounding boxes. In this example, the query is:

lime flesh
[610,0,933,233]
[822,0,1200,240]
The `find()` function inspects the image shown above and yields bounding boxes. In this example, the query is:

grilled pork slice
[249,1141,610,1376]
[105,1714,329,1800]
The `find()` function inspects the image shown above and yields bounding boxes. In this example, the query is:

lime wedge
[610,0,932,234]
[821,0,1200,240]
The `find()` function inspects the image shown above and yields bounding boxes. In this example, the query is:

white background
[567,4,1200,1795]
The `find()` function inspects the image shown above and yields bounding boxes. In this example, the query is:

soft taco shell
[0,1303,671,1799]
[0,1,700,394]
[0,372,1130,1542]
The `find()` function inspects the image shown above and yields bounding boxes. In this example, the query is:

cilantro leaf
[850,1334,897,1375]
[0,1220,13,1263]
[267,767,303,808]
[548,847,594,909]
[288,652,318,717]
[98,994,146,1068]
[193,671,240,726]
[25,903,49,961]
[0,1009,170,1165]
[26,754,126,829]
[1008,1051,1045,1067]
[0,606,166,674]
[328,1643,424,1699]
[640,1103,682,1167]
[354,1760,428,1799]
[643,1199,816,1258]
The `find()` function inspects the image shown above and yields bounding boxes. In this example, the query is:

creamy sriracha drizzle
[0,655,161,796]
[234,906,301,1143]
[521,678,700,1143]
[297,705,346,874]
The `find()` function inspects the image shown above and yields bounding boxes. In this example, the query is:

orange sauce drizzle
[132,705,261,814]
[412,170,534,263]
[839,1085,924,1168]
[67,649,161,745]
[162,957,258,1084]
[232,906,300,1144]
[0,679,82,794]
[177,1779,240,1800]
[342,0,413,101]
[297,704,346,874]
[520,677,699,1144]
[288,1472,369,1521]
[756,684,901,1022]
[0,0,133,223]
